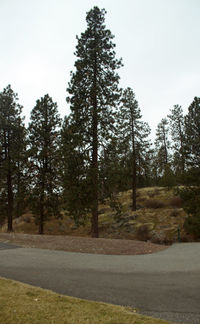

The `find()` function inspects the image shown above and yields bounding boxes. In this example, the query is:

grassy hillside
[0,187,189,243]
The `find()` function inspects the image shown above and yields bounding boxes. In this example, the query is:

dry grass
[169,197,183,208]
[0,186,188,244]
[0,277,175,324]
[144,199,166,209]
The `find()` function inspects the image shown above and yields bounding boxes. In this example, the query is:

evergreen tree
[61,116,91,226]
[184,97,200,176]
[168,104,185,181]
[178,98,200,238]
[154,118,171,179]
[0,85,25,231]
[65,6,122,237]
[179,186,200,238]
[98,137,124,221]
[13,122,28,218]
[149,149,161,186]
[99,137,126,198]
[118,88,151,210]
[28,94,61,234]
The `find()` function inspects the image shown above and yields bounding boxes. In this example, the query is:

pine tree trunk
[131,118,137,211]
[16,163,21,218]
[91,115,99,236]
[39,194,44,235]
[91,148,98,238]
[163,133,168,165]
[132,155,137,211]
[7,171,13,232]
[39,176,45,235]
[7,143,13,232]
[91,126,99,238]
[91,51,99,238]
[179,123,185,176]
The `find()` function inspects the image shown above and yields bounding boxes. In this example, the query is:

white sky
[0,0,199,137]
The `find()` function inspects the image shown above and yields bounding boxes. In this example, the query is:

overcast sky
[0,0,199,137]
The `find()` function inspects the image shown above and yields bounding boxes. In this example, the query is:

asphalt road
[0,242,200,324]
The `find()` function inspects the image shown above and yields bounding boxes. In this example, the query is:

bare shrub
[147,188,158,197]
[136,191,140,198]
[151,230,173,245]
[148,188,160,198]
[145,199,165,209]
[180,233,194,242]
[109,196,122,222]
[148,191,156,198]
[136,225,150,241]
[169,197,183,208]
[22,215,32,223]
[137,197,146,203]
[170,209,180,217]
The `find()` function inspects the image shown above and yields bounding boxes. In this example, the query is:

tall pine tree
[117,87,151,210]
[184,97,200,176]
[61,116,91,226]
[28,94,61,234]
[155,119,171,171]
[179,97,200,238]
[65,7,122,237]
[168,104,185,181]
[0,85,25,231]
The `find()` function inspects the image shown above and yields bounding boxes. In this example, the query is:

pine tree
[99,137,123,199]
[28,94,61,234]
[13,121,28,218]
[179,97,200,238]
[154,118,171,174]
[66,6,122,237]
[118,88,151,210]
[149,149,161,186]
[61,116,91,226]
[184,97,200,176]
[168,105,185,181]
[0,85,25,231]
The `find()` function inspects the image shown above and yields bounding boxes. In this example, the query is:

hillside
[0,187,189,244]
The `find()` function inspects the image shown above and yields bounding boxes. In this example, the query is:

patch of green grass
[0,277,175,324]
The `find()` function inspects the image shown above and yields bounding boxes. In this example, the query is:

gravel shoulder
[0,233,168,255]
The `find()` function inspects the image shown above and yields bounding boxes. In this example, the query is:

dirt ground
[0,233,169,255]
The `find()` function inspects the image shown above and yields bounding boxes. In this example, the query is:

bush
[170,209,180,217]
[151,231,173,245]
[136,225,150,241]
[109,196,122,222]
[22,215,32,223]
[184,215,200,239]
[179,186,200,239]
[136,191,140,198]
[169,197,183,208]
[147,188,160,198]
[147,191,156,198]
[145,199,165,209]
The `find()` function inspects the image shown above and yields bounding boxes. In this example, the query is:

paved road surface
[0,242,200,324]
